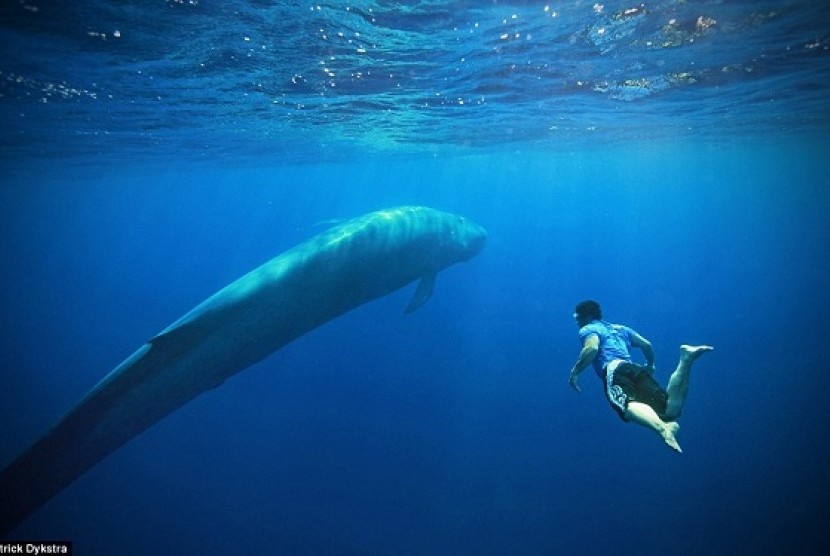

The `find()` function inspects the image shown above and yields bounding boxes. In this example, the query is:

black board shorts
[604,362,673,422]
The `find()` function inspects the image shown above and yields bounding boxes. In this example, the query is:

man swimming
[568,300,713,453]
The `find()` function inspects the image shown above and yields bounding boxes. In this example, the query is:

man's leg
[663,344,714,420]
[626,401,682,453]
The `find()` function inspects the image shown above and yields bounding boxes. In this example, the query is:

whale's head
[418,210,486,272]
[449,214,487,263]
[366,206,486,271]
[403,208,486,313]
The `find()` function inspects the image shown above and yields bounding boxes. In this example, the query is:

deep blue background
[2,138,829,554]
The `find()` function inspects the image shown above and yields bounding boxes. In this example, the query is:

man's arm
[629,330,655,370]
[569,334,599,393]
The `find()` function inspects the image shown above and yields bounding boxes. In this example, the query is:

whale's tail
[0,342,187,536]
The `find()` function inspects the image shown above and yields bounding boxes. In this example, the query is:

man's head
[573,300,602,327]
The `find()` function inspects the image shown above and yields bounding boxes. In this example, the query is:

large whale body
[0,206,486,535]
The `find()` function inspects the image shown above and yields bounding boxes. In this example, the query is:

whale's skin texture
[0,206,486,536]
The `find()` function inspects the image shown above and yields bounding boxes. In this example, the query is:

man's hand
[568,371,582,393]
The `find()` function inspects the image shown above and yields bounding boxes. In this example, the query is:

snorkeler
[567,300,713,453]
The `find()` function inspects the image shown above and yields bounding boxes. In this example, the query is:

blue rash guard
[578,320,638,377]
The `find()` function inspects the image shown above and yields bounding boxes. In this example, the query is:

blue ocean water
[1,1,829,555]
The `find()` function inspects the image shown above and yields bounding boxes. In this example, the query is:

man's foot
[680,344,714,363]
[661,421,682,453]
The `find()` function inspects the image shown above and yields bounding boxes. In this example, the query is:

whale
[0,205,486,535]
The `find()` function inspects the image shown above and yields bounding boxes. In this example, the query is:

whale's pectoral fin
[148,317,220,366]
[150,323,205,358]
[148,323,226,390]
[405,272,436,314]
